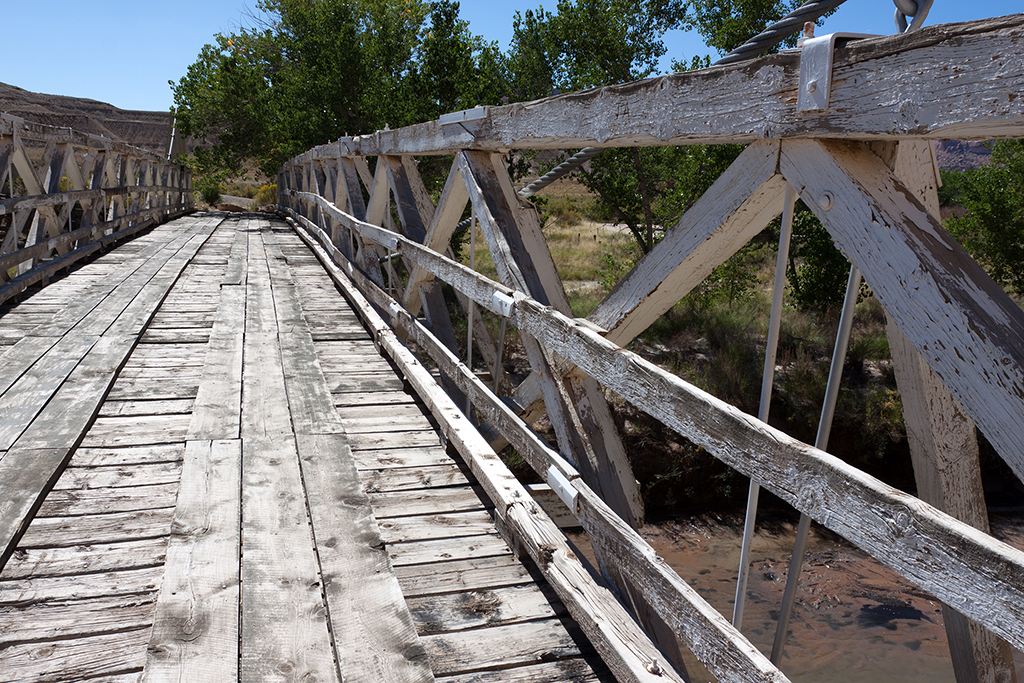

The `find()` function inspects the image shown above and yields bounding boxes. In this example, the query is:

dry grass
[459,217,634,299]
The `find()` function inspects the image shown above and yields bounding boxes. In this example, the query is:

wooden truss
[278,14,1024,683]
[0,114,193,305]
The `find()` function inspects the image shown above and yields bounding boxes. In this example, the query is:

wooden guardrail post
[887,140,1017,683]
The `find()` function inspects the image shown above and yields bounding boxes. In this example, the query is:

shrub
[252,183,278,208]
[195,176,222,206]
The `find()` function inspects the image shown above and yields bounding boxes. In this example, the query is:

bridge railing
[278,14,1024,683]
[0,113,193,305]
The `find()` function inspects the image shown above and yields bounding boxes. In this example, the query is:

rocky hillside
[0,82,172,155]
[934,139,991,170]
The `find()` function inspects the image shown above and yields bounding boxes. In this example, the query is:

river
[568,512,1024,682]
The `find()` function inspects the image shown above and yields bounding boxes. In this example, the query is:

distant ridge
[0,82,172,156]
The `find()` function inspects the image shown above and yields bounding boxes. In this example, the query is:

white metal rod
[466,207,476,413]
[732,183,797,629]
[770,264,862,664]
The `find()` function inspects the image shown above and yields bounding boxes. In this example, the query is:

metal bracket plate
[798,33,879,112]
[439,106,490,127]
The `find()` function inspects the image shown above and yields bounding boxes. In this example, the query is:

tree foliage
[684,0,808,54]
[172,0,506,178]
[943,140,1024,297]
[172,0,859,311]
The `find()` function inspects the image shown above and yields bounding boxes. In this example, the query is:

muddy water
[568,514,1024,682]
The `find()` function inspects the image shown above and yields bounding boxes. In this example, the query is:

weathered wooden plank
[370,486,491,519]
[327,375,407,394]
[351,446,453,470]
[0,333,98,450]
[141,328,211,344]
[342,415,437,434]
[0,566,163,605]
[106,380,200,401]
[388,533,511,567]
[0,626,150,681]
[0,595,155,646]
[376,510,497,544]
[52,461,181,490]
[1,537,168,580]
[0,447,72,571]
[98,399,195,417]
[333,390,418,408]
[325,15,1024,156]
[362,463,470,493]
[347,431,441,450]
[294,434,433,683]
[115,364,205,380]
[36,483,180,517]
[186,277,244,440]
[18,508,175,548]
[238,225,338,682]
[440,658,612,683]
[142,440,241,683]
[79,414,191,448]
[336,403,432,421]
[266,295,346,434]
[0,335,60,396]
[407,584,562,636]
[420,619,587,677]
[394,555,533,598]
[311,329,370,342]
[70,444,185,467]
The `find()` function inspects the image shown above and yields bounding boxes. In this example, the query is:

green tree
[945,140,1024,297]
[685,0,808,54]
[171,0,504,180]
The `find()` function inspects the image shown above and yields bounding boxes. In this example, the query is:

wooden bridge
[1,12,1023,683]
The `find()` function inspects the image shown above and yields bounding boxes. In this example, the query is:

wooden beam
[297,16,1024,157]
[458,151,643,527]
[287,215,698,683]
[514,140,785,415]
[142,439,242,683]
[288,212,788,683]
[510,290,1024,653]
[285,191,1024,655]
[779,139,1024,483]
[886,140,1016,683]
[591,141,784,344]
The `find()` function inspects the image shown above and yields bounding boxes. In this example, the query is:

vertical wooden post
[888,140,1017,683]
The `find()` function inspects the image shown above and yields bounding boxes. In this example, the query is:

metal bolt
[818,192,834,211]
[807,79,818,93]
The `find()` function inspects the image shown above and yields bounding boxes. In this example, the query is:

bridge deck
[0,213,612,682]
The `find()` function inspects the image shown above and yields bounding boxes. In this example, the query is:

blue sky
[3,0,1019,112]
